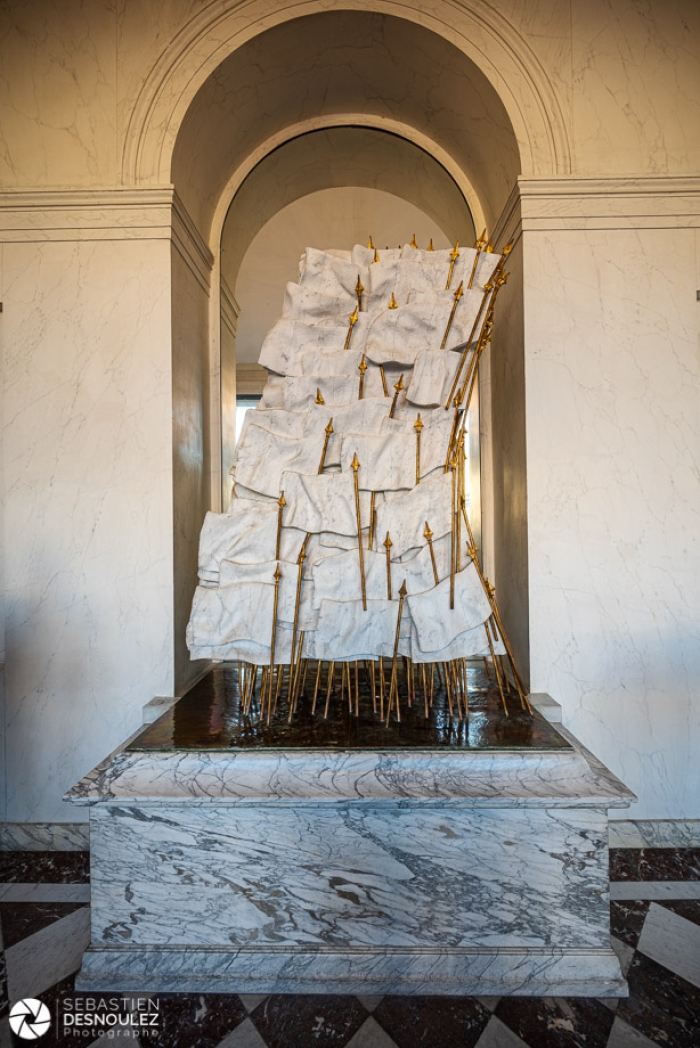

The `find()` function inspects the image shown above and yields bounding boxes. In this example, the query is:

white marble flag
[282,472,372,536]
[233,426,325,498]
[407,563,492,654]
[309,598,400,660]
[374,471,453,556]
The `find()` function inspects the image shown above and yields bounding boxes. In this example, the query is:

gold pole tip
[373,248,380,263]
[351,452,360,472]
[427,238,434,251]
[315,388,325,404]
[414,413,424,432]
[278,492,286,507]
[399,580,407,598]
[368,235,374,250]
[384,532,393,550]
[388,293,398,309]
[410,233,418,249]
[423,521,433,540]
[325,419,334,435]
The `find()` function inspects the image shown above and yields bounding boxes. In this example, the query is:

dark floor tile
[656,898,700,929]
[609,848,700,882]
[373,995,491,1048]
[494,996,615,1048]
[0,902,87,949]
[0,851,90,884]
[145,994,246,1048]
[610,900,651,949]
[251,994,368,1048]
[618,950,700,1048]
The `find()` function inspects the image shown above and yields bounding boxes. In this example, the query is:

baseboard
[609,820,700,848]
[0,822,89,851]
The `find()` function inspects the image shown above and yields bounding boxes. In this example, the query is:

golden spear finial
[414,413,424,485]
[388,292,398,310]
[355,273,364,312]
[275,492,286,560]
[388,374,404,419]
[467,228,488,290]
[424,521,439,585]
[351,453,367,611]
[358,355,367,400]
[318,418,333,473]
[315,387,325,405]
[410,233,418,249]
[446,241,459,290]
[373,248,380,263]
[440,280,464,351]
[343,306,359,350]
[427,238,434,251]
[383,531,393,600]
[368,234,374,250]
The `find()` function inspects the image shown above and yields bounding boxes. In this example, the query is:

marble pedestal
[67,689,633,997]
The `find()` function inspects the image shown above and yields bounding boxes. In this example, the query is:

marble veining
[88,805,610,950]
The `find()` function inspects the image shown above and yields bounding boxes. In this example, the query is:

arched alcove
[166,6,530,693]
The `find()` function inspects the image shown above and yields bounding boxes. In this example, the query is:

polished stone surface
[130,664,570,753]
[2,845,700,1046]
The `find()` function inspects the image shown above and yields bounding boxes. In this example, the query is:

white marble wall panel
[524,226,700,820]
[1,238,174,822]
[89,804,610,950]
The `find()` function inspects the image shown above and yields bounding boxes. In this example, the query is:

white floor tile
[638,901,700,988]
[606,1015,661,1048]
[345,1016,399,1048]
[611,934,636,977]
[356,996,384,1013]
[5,907,90,1001]
[475,1015,529,1048]
[0,883,90,902]
[610,881,700,900]
[238,994,268,1014]
[215,1017,267,1048]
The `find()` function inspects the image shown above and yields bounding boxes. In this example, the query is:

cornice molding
[494,176,700,234]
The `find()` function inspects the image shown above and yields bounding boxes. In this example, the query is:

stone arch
[124,1,570,198]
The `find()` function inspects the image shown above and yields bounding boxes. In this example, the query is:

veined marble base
[67,701,634,996]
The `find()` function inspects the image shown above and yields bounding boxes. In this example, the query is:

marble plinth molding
[66,686,634,997]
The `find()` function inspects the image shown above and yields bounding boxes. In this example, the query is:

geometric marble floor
[1,849,699,1048]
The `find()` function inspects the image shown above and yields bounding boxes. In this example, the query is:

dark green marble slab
[130,663,571,752]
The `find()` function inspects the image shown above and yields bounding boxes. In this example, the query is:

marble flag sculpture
[187,235,531,721]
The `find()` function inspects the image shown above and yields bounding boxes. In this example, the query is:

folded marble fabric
[215,501,300,562]
[406,621,504,663]
[187,580,275,651]
[308,598,404,660]
[339,432,414,491]
[263,374,385,412]
[397,246,501,288]
[298,246,368,298]
[282,280,356,324]
[392,537,452,594]
[405,347,465,407]
[383,410,454,477]
[365,297,481,364]
[237,407,329,444]
[187,586,313,665]
[407,563,491,654]
[233,426,325,498]
[281,472,372,536]
[366,259,455,310]
[351,244,402,268]
[259,319,354,375]
[374,471,453,556]
[312,548,389,604]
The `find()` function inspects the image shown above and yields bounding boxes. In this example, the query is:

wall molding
[220,276,240,338]
[502,175,700,232]
[0,185,213,294]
